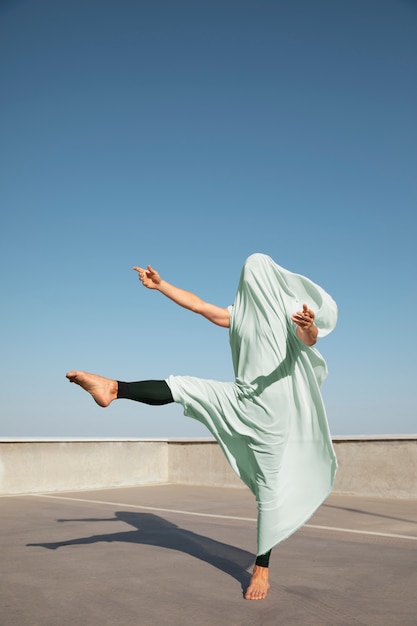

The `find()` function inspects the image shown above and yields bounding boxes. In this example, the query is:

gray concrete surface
[1,484,416,625]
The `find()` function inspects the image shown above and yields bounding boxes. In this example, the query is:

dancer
[67,253,338,600]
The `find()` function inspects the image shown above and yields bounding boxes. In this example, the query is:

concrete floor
[1,484,416,626]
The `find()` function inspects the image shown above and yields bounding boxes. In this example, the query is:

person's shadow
[27,511,255,596]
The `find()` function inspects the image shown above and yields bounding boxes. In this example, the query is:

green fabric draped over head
[168,253,338,555]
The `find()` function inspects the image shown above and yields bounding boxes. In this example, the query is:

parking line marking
[30,494,417,541]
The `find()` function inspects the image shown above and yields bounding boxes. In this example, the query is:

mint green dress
[167,253,338,555]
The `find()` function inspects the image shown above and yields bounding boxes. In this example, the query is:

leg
[245,550,271,600]
[66,371,173,407]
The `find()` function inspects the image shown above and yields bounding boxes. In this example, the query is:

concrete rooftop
[1,484,416,626]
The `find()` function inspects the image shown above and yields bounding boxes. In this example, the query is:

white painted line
[304,523,417,541]
[31,494,257,522]
[30,494,417,542]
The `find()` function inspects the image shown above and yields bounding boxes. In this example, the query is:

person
[66,253,338,601]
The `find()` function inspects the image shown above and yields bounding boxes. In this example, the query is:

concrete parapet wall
[0,440,168,494]
[332,436,417,499]
[168,441,243,488]
[0,436,416,498]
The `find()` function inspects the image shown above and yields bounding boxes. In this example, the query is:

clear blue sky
[1,0,416,438]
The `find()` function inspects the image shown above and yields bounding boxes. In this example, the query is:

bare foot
[245,565,270,600]
[66,371,118,407]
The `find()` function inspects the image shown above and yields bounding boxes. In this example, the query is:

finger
[132,266,144,272]
[302,303,315,318]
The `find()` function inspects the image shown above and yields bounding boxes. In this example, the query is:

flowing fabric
[167,253,338,555]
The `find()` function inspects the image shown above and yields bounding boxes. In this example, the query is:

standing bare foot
[244,565,270,600]
[66,371,118,407]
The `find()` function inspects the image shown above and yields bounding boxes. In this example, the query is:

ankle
[253,565,269,577]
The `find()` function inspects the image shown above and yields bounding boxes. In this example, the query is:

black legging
[116,379,272,568]
[117,380,174,405]
[255,549,271,567]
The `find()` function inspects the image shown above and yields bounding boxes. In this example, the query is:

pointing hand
[291,304,315,329]
[132,265,161,289]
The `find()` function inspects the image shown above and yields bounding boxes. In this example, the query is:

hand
[291,304,315,329]
[132,264,161,289]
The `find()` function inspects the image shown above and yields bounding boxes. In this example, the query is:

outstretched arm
[291,304,318,346]
[133,265,230,328]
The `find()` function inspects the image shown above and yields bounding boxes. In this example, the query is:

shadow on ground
[27,511,255,595]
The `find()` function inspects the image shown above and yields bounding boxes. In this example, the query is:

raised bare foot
[244,565,270,600]
[66,371,118,407]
